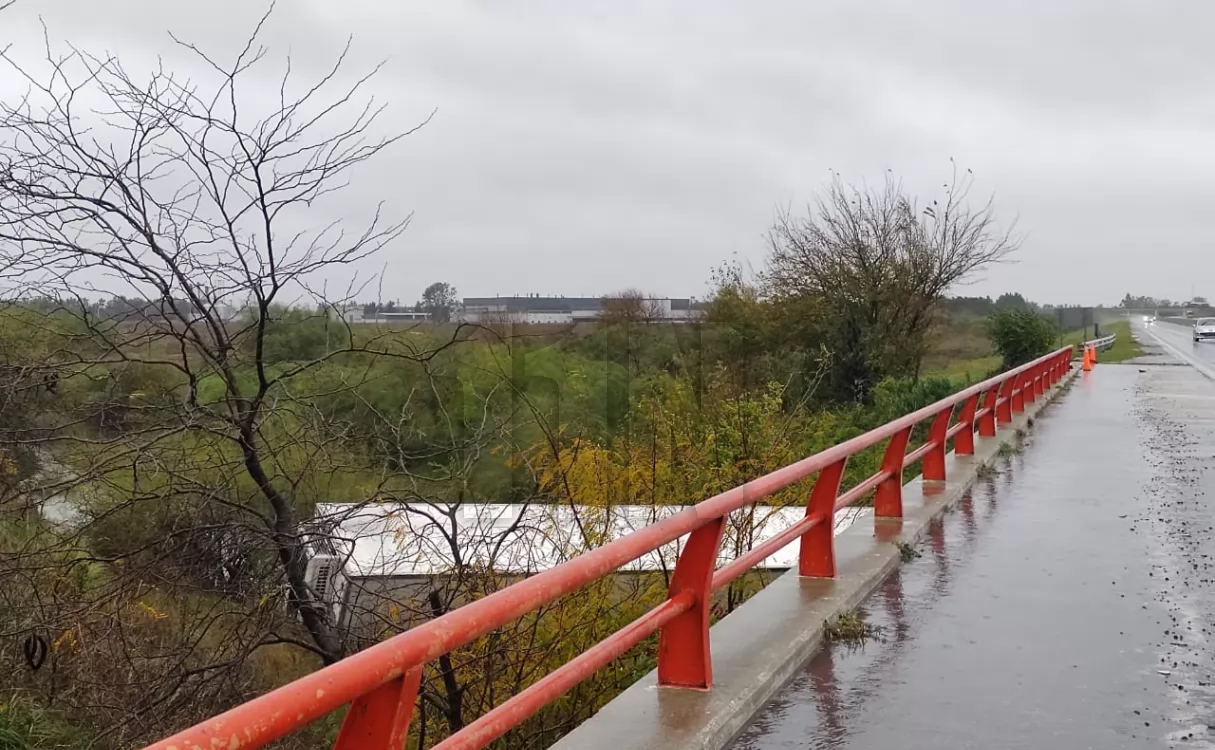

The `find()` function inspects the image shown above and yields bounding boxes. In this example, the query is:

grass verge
[935,318,1143,380]
[1092,320,1143,363]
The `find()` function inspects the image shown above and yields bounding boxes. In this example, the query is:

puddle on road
[733,472,1048,750]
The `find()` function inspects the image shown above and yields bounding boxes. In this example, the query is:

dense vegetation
[0,293,1019,748]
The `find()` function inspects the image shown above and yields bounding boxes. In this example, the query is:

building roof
[460,296,699,314]
[462,297,603,313]
[311,502,870,578]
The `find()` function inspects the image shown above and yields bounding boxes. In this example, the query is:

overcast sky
[2,1,1212,306]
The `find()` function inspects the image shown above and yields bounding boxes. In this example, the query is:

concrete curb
[551,367,1079,750]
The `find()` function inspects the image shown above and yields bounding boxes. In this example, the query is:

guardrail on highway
[139,346,1078,750]
[1157,317,1193,328]
[1084,333,1117,352]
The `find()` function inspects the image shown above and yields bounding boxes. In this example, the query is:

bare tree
[0,6,489,744]
[596,289,665,378]
[765,167,1017,399]
[600,288,663,325]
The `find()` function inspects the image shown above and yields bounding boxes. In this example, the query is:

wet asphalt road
[1145,321,1215,375]
[732,329,1215,749]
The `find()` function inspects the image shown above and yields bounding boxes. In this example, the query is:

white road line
[1143,325,1215,382]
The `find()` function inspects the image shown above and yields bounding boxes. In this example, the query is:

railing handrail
[141,345,1076,750]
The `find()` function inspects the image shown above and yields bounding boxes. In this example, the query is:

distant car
[1195,318,1215,342]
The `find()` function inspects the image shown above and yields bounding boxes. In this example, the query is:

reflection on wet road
[734,340,1215,749]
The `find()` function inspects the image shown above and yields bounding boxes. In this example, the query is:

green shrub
[986,309,1057,369]
[870,376,957,423]
[240,307,339,363]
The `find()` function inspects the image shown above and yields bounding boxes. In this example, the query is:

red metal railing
[141,346,1075,750]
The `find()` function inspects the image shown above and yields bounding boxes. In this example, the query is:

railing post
[979,386,999,437]
[874,426,913,518]
[996,378,1015,424]
[799,458,847,578]
[955,393,981,455]
[333,668,422,750]
[1011,372,1026,414]
[658,517,726,689]
[1023,369,1038,404]
[922,405,953,481]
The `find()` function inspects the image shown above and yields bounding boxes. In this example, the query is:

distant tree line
[363,282,459,321]
[1117,293,1204,309]
[940,292,1035,318]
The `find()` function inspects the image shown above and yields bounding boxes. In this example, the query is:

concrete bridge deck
[733,323,1215,749]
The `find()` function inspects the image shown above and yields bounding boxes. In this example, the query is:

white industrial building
[303,501,870,630]
[340,296,705,325]
[457,295,704,325]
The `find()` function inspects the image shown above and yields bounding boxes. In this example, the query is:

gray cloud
[3,0,1213,305]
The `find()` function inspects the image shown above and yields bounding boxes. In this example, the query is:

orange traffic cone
[1090,343,1098,364]
[1082,345,1092,372]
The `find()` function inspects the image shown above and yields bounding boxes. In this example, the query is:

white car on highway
[1194,318,1215,342]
